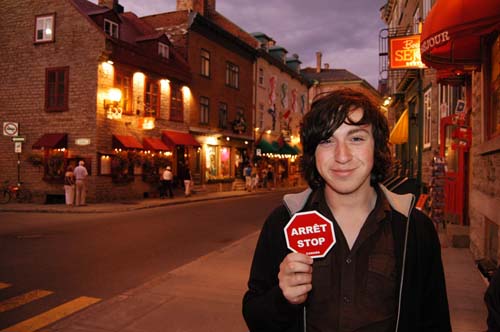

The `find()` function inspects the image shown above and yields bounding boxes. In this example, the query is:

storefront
[421,0,500,261]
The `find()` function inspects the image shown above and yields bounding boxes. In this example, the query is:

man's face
[314,107,375,196]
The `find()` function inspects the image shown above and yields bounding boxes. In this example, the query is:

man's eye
[351,136,365,142]
[319,139,332,145]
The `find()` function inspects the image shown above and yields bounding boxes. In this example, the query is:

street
[0,192,283,331]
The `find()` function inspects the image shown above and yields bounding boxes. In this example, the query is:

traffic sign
[14,142,22,153]
[3,122,19,136]
[11,136,25,142]
[284,211,336,259]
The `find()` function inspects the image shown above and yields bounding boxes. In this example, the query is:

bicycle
[1,181,32,204]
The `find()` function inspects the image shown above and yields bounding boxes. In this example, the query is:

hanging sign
[389,34,426,69]
[284,211,336,259]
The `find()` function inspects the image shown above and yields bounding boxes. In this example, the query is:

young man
[242,89,451,332]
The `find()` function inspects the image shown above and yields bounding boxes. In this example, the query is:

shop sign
[284,211,336,259]
[389,34,426,69]
[75,138,91,146]
[3,122,19,136]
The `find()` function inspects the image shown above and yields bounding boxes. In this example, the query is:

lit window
[201,49,210,77]
[145,79,160,118]
[226,62,239,88]
[200,96,209,124]
[104,19,119,38]
[115,71,132,115]
[170,83,184,122]
[159,43,169,59]
[423,88,432,149]
[35,14,55,43]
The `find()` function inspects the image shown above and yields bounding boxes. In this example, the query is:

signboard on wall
[389,34,426,70]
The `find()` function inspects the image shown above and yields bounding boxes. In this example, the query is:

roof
[208,11,259,48]
[301,68,364,82]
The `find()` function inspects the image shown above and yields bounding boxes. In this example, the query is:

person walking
[242,89,451,332]
[244,163,252,191]
[162,166,174,198]
[63,166,75,206]
[266,165,274,190]
[183,163,192,197]
[73,160,88,206]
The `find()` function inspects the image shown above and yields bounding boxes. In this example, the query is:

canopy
[272,141,299,155]
[32,133,67,149]
[389,110,409,145]
[162,130,200,147]
[112,135,143,150]
[256,139,278,154]
[420,0,500,71]
[143,137,170,151]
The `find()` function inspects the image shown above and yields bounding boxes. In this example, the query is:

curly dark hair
[300,88,392,189]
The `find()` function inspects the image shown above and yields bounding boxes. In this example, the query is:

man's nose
[335,141,352,163]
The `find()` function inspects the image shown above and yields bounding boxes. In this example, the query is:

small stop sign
[284,211,336,259]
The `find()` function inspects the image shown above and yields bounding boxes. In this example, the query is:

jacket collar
[283,184,415,217]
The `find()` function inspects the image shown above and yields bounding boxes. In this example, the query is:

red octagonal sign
[284,211,336,259]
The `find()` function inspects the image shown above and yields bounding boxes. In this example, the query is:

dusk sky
[103,0,386,88]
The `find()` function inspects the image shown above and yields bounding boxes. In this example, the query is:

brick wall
[0,0,105,202]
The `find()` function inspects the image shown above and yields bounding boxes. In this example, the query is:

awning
[112,135,143,150]
[32,133,67,149]
[143,137,171,151]
[420,0,500,71]
[162,130,200,147]
[389,110,409,145]
[271,141,299,155]
[256,139,278,154]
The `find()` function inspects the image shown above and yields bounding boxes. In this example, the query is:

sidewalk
[2,188,489,332]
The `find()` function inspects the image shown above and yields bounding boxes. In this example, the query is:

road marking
[0,283,11,290]
[0,290,53,313]
[0,296,101,332]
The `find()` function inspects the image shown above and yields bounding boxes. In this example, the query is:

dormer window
[35,14,55,43]
[158,43,169,59]
[104,19,119,38]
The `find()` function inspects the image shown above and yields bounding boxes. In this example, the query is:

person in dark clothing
[485,267,500,332]
[242,89,451,332]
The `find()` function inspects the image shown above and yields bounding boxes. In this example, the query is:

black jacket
[242,185,451,332]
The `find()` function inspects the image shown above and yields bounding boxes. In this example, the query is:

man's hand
[278,253,313,305]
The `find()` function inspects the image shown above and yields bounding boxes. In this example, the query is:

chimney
[324,63,330,70]
[98,0,117,9]
[316,51,322,73]
[177,0,215,15]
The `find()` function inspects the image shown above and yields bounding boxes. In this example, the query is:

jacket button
[346,257,352,264]
[343,296,351,304]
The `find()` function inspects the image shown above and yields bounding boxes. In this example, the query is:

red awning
[162,130,200,147]
[112,135,143,150]
[420,0,500,71]
[32,133,67,149]
[143,137,171,151]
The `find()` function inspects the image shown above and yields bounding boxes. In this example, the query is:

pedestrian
[242,89,451,332]
[485,267,500,332]
[262,167,268,189]
[251,164,258,191]
[244,163,252,191]
[162,166,174,198]
[266,165,274,190]
[63,166,75,206]
[183,163,192,197]
[73,160,88,206]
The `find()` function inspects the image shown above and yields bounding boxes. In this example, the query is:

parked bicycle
[1,181,32,204]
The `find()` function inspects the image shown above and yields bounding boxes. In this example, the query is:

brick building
[142,0,258,188]
[252,32,310,186]
[0,0,192,202]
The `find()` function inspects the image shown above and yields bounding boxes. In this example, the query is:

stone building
[251,32,310,187]
[420,0,500,265]
[0,0,192,202]
[142,0,258,189]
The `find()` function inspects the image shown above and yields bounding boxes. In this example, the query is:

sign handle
[17,152,21,186]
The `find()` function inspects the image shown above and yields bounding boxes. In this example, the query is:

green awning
[256,139,278,153]
[271,141,299,155]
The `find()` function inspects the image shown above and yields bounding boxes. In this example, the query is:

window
[35,14,55,43]
[115,71,132,115]
[201,49,210,77]
[45,67,69,112]
[170,84,184,122]
[200,96,209,124]
[258,68,264,85]
[145,79,160,118]
[423,0,432,20]
[258,103,264,129]
[104,19,119,38]
[423,88,432,149]
[159,43,169,59]
[226,62,239,88]
[219,103,228,129]
[488,35,500,138]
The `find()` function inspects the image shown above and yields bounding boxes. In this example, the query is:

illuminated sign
[389,34,426,70]
[75,138,91,146]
